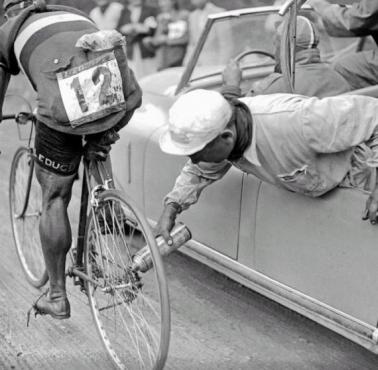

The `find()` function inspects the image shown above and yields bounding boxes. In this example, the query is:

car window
[191,12,277,81]
[184,8,375,86]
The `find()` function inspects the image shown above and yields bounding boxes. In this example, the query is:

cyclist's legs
[35,165,76,299]
[34,121,82,301]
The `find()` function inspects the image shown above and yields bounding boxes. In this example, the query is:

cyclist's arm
[0,63,11,121]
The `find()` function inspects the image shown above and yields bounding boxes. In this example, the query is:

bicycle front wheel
[9,147,47,288]
[84,189,170,370]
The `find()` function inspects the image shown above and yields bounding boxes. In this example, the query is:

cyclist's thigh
[35,165,76,207]
[34,121,82,176]
[34,121,82,204]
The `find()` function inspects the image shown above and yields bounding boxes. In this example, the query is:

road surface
[0,78,378,370]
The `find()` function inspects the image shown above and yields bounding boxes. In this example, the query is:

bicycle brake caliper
[90,184,106,208]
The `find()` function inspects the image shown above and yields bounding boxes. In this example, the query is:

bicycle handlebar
[2,112,35,124]
[3,114,16,120]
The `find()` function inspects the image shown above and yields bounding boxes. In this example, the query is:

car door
[249,181,378,328]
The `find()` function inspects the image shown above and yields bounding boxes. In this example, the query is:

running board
[180,240,378,354]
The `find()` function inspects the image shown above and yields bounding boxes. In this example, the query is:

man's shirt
[165,94,378,210]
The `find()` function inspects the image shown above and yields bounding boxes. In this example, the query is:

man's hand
[222,60,242,88]
[155,203,181,245]
[363,188,378,225]
[120,24,135,35]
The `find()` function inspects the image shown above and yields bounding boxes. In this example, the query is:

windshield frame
[175,5,285,94]
[175,4,369,95]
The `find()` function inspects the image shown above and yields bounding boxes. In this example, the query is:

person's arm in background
[307,0,378,37]
[134,6,158,36]
[143,13,164,49]
[156,159,232,244]
[221,59,243,97]
[121,6,157,37]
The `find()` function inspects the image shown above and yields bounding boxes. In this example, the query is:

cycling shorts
[35,121,83,176]
[34,114,131,176]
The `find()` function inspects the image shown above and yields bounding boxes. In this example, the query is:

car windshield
[188,8,373,83]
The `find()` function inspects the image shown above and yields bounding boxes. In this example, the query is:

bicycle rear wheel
[84,189,170,370]
[9,147,47,288]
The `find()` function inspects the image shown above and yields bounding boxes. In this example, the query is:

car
[111,4,378,353]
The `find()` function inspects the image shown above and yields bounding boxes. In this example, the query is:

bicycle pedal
[73,276,83,286]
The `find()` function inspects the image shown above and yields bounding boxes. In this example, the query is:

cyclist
[0,0,142,319]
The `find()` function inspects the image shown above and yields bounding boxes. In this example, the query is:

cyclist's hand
[84,129,119,161]
[155,203,181,245]
[363,188,378,225]
[84,142,110,161]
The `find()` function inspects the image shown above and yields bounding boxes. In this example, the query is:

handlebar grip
[2,114,16,120]
[2,112,34,123]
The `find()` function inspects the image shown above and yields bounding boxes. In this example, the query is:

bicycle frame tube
[75,160,90,267]
[74,157,114,268]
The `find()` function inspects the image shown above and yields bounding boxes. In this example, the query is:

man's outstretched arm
[156,160,232,244]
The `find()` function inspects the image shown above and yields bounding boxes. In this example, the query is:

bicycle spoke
[84,190,170,370]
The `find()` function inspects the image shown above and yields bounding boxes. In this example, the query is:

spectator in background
[308,0,378,90]
[89,0,125,31]
[251,16,351,97]
[265,0,285,33]
[143,0,189,70]
[120,0,158,78]
[46,0,94,14]
[184,0,226,65]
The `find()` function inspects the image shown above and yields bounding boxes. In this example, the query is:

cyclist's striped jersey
[14,11,97,89]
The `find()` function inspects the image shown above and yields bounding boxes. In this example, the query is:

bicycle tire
[84,189,170,370]
[9,147,48,288]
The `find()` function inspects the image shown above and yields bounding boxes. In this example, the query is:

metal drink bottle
[132,223,192,273]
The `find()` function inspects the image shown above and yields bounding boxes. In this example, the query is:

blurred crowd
[45,0,233,78]
[87,0,230,78]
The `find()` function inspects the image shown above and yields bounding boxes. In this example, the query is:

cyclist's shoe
[34,296,71,320]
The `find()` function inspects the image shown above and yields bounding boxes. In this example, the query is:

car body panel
[112,5,378,352]
[253,181,378,326]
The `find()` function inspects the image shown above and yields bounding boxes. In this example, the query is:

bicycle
[6,101,172,370]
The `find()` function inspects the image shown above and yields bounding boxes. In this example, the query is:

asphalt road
[1,78,378,370]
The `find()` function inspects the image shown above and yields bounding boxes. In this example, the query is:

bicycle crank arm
[68,266,103,288]
[101,283,134,293]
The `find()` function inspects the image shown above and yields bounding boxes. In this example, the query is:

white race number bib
[57,52,125,127]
